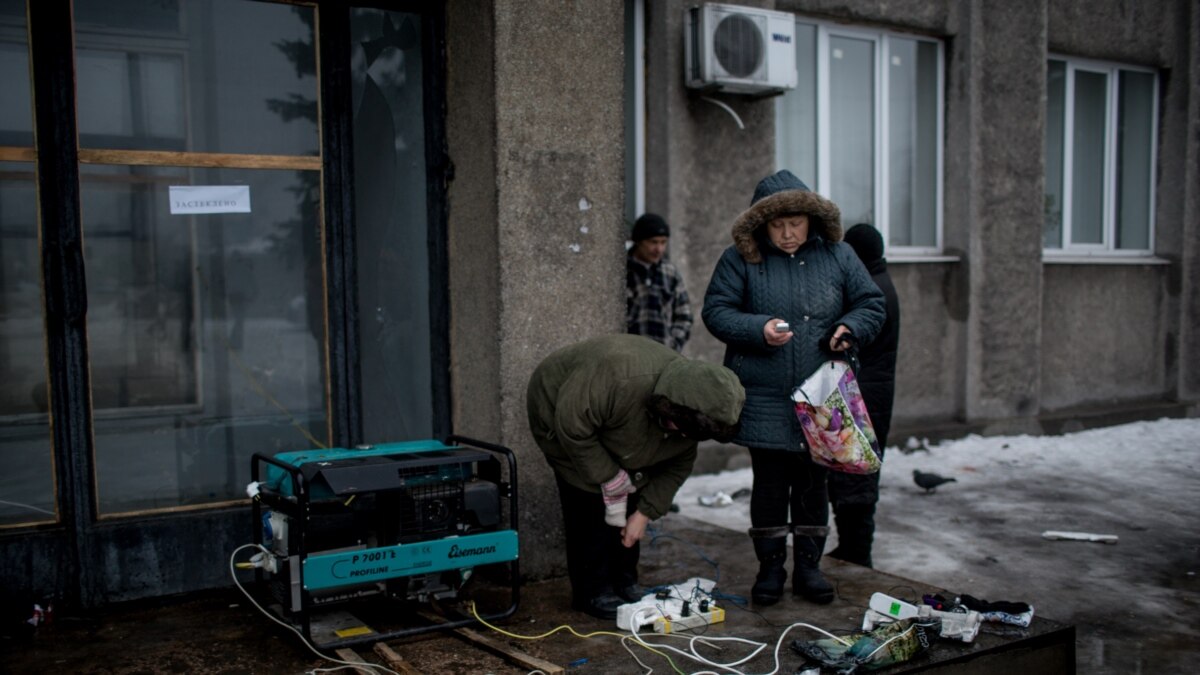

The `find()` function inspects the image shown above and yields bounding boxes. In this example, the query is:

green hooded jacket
[526,334,745,520]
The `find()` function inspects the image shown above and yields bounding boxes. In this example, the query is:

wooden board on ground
[333,648,376,675]
[417,609,565,675]
[373,642,423,675]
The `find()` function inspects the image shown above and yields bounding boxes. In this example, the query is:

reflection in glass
[829,36,874,226]
[776,22,817,184]
[0,160,57,526]
[0,6,54,527]
[84,165,197,411]
[0,0,27,18]
[1044,61,1066,248]
[75,49,186,150]
[887,39,938,248]
[350,9,433,443]
[73,0,318,156]
[1071,70,1107,245]
[0,40,34,147]
[1116,70,1153,250]
[74,0,182,34]
[84,166,327,513]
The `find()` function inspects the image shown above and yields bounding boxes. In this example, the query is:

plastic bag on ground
[792,618,937,673]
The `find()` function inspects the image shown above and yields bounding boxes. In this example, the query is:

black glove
[818,325,857,354]
[819,326,860,373]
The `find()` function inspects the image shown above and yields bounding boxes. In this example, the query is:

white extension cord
[228,543,400,675]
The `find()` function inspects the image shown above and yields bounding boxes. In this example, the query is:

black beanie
[843,223,884,265]
[632,213,670,241]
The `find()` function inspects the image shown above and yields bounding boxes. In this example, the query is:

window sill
[1042,254,1170,265]
[889,254,961,264]
[886,253,1170,266]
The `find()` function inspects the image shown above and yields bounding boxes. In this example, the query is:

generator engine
[248,436,519,648]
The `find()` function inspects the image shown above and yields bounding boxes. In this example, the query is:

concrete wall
[890,262,966,423]
[1184,1,1200,407]
[955,0,1047,431]
[446,0,626,580]
[1040,265,1171,411]
[446,1,502,444]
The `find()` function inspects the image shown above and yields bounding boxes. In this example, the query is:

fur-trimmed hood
[732,172,843,264]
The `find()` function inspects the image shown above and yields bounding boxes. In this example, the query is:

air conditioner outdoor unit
[685,3,797,96]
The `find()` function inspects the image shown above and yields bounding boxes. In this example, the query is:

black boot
[615,583,647,603]
[749,532,789,606]
[828,503,876,568]
[792,527,834,605]
[572,592,624,620]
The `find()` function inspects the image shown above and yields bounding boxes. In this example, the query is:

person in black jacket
[827,223,900,568]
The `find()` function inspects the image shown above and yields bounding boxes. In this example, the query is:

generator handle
[445,434,519,533]
[250,451,308,500]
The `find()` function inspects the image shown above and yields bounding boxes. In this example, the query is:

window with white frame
[1043,57,1157,254]
[776,21,943,253]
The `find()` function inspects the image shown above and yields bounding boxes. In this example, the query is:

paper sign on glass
[169,185,252,215]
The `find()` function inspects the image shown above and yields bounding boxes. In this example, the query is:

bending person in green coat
[527,334,745,620]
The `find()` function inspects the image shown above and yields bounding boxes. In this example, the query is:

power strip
[619,600,725,633]
[868,591,919,619]
[653,607,725,634]
[862,592,982,643]
[616,577,721,634]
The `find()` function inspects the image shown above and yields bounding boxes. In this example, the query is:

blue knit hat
[751,170,810,206]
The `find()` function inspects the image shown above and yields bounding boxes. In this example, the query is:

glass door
[72,0,329,515]
[349,7,436,443]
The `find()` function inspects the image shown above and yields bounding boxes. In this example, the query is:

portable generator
[247,435,519,649]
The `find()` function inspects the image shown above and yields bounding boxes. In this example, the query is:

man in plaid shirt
[626,214,693,352]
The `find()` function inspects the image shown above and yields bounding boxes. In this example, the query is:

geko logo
[772,33,792,44]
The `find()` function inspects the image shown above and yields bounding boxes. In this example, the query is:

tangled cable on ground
[228,544,400,675]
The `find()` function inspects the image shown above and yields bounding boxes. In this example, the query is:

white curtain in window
[1116,70,1153,250]
[887,38,937,247]
[828,36,874,227]
[1044,60,1066,248]
[775,23,817,185]
[1070,70,1107,245]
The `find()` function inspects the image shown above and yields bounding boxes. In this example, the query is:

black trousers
[749,447,829,532]
[827,462,882,506]
[828,392,890,507]
[553,474,640,603]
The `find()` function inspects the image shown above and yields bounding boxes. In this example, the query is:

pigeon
[913,469,957,493]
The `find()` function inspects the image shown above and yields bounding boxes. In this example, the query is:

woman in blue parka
[702,170,885,605]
